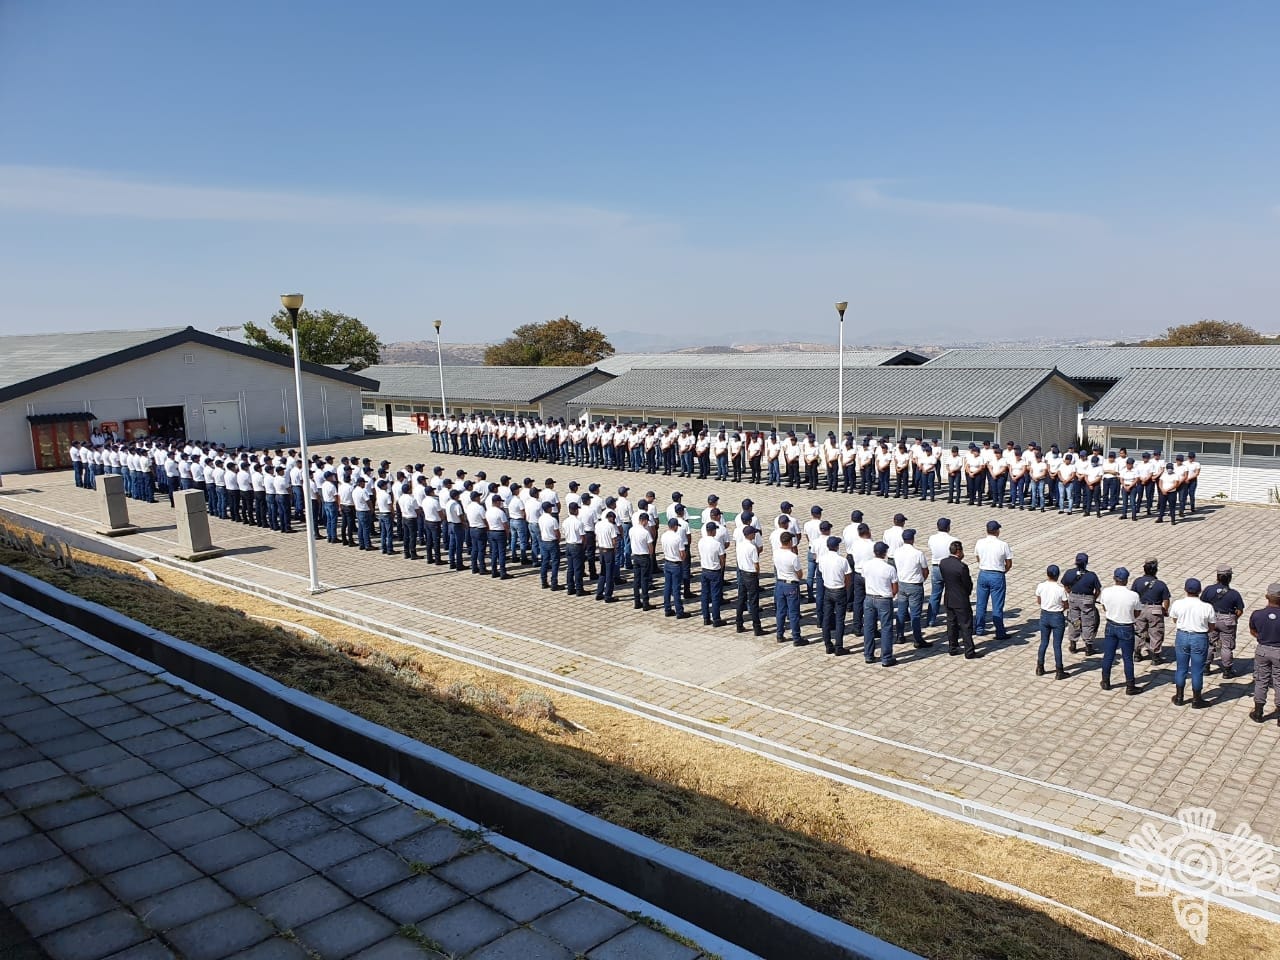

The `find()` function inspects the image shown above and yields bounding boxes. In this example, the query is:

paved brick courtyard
[4,435,1280,902]
[0,602,712,960]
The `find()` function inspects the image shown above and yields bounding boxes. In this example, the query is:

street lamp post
[835,300,848,442]
[433,319,448,419]
[281,293,321,594]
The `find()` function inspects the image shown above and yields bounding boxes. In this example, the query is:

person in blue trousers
[1170,579,1213,709]
[1034,565,1068,679]
[973,520,1012,640]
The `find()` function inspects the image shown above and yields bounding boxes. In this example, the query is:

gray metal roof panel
[927,345,1280,380]
[363,365,598,404]
[567,366,1082,419]
[594,350,925,376]
[1084,367,1280,430]
[0,327,187,390]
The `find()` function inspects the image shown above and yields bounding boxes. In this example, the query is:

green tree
[484,315,615,366]
[1142,319,1269,347]
[243,309,382,371]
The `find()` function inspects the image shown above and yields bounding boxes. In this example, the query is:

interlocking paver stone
[72,832,168,875]
[104,853,202,902]
[215,850,312,899]
[0,856,88,906]
[471,927,574,960]
[351,936,445,960]
[101,939,177,960]
[136,877,235,930]
[180,828,274,873]
[532,899,634,954]
[390,825,474,868]
[38,909,149,960]
[296,903,397,960]
[351,805,432,845]
[123,791,209,829]
[288,826,377,870]
[322,847,413,898]
[165,904,275,960]
[12,881,117,936]
[27,796,114,831]
[365,874,465,925]
[191,771,271,805]
[283,769,361,803]
[588,924,701,960]
[318,786,397,823]
[150,808,239,849]
[253,874,353,928]
[479,870,578,923]
[414,900,516,957]
[222,787,304,825]
[434,849,527,894]
[228,938,311,960]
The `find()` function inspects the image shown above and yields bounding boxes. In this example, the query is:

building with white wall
[0,327,378,472]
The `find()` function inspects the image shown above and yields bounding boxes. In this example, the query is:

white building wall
[1,342,364,472]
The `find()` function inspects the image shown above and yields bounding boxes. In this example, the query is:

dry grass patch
[2,541,1275,959]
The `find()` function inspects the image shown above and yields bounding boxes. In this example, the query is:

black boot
[1055,666,1067,680]
[1192,692,1208,709]
[1036,661,1046,676]
[1100,677,1112,691]
[1171,685,1185,706]
[1251,702,1265,723]
[1125,681,1139,696]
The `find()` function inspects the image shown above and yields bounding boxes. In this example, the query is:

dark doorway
[691,418,705,435]
[146,405,186,439]
[385,403,394,432]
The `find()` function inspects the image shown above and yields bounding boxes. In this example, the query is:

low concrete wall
[0,564,918,960]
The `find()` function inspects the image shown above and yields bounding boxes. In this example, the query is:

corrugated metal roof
[594,350,925,376]
[0,327,186,390]
[363,365,598,404]
[567,366,1084,419]
[927,345,1280,380]
[1084,367,1280,430]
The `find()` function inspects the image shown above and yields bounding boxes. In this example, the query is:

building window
[951,429,996,444]
[361,402,376,412]
[1110,435,1164,452]
[393,404,411,413]
[1242,442,1277,458]
[183,353,195,364]
[1176,439,1232,456]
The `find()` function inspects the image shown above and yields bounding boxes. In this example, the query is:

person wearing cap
[773,531,805,645]
[671,503,694,600]
[464,491,489,575]
[1130,558,1171,664]
[1155,463,1180,524]
[1055,453,1078,515]
[1136,452,1155,516]
[485,495,512,580]
[351,476,373,551]
[1028,449,1050,512]
[746,430,765,485]
[561,501,586,594]
[846,522,875,637]
[1248,583,1280,725]
[1063,553,1102,656]
[839,436,858,494]
[537,499,563,591]
[963,444,986,506]
[579,492,600,584]
[940,539,980,658]
[1082,455,1105,518]
[593,509,620,601]
[1202,567,1245,678]
[658,517,689,618]
[1118,456,1141,521]
[629,512,656,609]
[698,521,727,626]
[817,535,852,655]
[1098,568,1142,694]
[615,486,634,573]
[917,442,938,502]
[856,439,876,496]
[1101,451,1121,514]
[893,529,931,649]
[734,524,765,635]
[803,506,825,605]
[1180,451,1201,516]
[1034,564,1068,678]
[883,513,907,555]
[862,542,899,666]
[973,520,1013,640]
[822,432,840,492]
[927,518,953,628]
[1170,578,1214,708]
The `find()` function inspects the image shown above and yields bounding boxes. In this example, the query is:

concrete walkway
[0,603,714,960]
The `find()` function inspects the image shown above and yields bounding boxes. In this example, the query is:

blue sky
[1,2,1277,347]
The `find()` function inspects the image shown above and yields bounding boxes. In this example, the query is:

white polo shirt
[1170,596,1214,633]
[892,544,928,584]
[660,529,684,563]
[818,551,850,590]
[538,512,561,542]
[975,535,1012,572]
[697,536,725,571]
[1099,584,1141,624]
[629,524,653,557]
[863,557,898,598]
[775,550,802,582]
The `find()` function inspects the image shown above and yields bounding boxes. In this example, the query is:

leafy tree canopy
[243,309,382,371]
[484,315,615,366]
[1141,319,1273,347]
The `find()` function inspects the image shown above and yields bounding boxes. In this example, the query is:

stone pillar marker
[173,489,225,561]
[94,474,139,537]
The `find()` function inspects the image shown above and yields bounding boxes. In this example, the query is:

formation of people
[423,416,1205,523]
[66,435,1278,726]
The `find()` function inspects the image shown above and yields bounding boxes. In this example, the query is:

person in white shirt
[629,513,656,609]
[847,523,875,637]
[892,530,931,649]
[734,525,764,634]
[773,531,805,645]
[539,503,564,591]
[862,542,899,666]
[882,513,906,554]
[660,518,690,618]
[1098,568,1142,694]
[1170,578,1214,708]
[802,507,824,604]
[594,510,620,601]
[464,492,488,574]
[974,520,1013,639]
[352,477,373,550]
[817,536,852,655]
[698,522,727,626]
[926,517,954,628]
[1034,564,1068,678]
[1180,451,1202,515]
[395,483,420,560]
[485,496,511,580]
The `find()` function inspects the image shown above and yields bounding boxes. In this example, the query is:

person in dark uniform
[1063,553,1101,656]
[1133,559,1170,664]
[1202,566,1245,678]
[1248,583,1280,726]
[939,540,981,658]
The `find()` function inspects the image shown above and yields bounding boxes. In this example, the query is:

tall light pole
[835,300,848,442]
[281,293,321,594]
[433,319,448,419]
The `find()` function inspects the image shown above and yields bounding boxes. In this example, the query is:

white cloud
[0,165,638,231]
[840,179,1102,231]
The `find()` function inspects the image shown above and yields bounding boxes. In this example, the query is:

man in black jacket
[940,540,982,659]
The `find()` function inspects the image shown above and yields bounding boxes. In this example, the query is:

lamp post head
[280,293,304,311]
[835,300,848,321]
[433,319,442,333]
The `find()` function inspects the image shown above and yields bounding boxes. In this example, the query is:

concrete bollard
[173,489,225,561]
[94,474,139,537]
